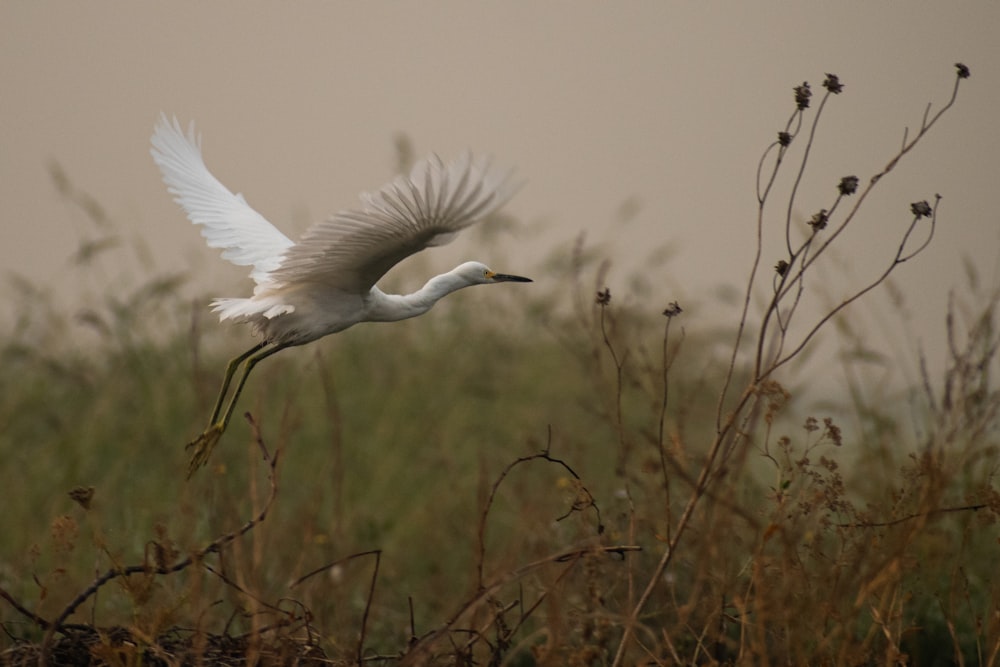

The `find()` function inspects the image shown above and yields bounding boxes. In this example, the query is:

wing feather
[150,114,294,284]
[270,152,516,295]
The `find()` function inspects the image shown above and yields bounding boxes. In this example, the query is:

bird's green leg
[186,342,288,476]
[208,342,268,424]
[187,341,267,477]
[216,343,288,432]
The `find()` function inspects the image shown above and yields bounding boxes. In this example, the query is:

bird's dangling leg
[186,425,226,478]
[214,343,289,433]
[186,341,289,477]
[208,342,268,424]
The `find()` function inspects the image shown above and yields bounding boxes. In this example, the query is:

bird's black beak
[492,273,532,283]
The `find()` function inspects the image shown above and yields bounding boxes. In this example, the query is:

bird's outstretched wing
[150,114,294,284]
[269,153,516,295]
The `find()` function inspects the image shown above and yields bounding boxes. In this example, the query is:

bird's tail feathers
[211,297,295,322]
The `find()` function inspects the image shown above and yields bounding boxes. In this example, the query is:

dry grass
[2,63,996,666]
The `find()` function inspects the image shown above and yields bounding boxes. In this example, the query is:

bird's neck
[366,272,471,322]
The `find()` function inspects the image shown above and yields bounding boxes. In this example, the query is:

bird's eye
[484,269,495,280]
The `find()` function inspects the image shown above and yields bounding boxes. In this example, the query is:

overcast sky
[3,3,998,397]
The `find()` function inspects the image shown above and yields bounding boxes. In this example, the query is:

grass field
[3,64,998,666]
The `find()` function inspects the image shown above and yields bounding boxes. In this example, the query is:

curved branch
[38,413,281,659]
[475,430,603,590]
[768,198,939,375]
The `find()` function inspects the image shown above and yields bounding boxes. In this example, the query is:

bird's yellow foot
[186,424,224,477]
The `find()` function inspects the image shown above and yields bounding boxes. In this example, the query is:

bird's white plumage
[272,152,515,295]
[150,115,519,345]
[152,115,529,473]
[150,114,294,284]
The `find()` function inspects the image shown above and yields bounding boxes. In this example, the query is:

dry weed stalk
[0,412,288,665]
[610,63,972,665]
[396,426,635,665]
[400,544,641,666]
[474,430,605,591]
[291,548,382,663]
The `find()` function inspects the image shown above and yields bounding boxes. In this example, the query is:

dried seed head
[823,73,844,94]
[808,209,829,230]
[596,288,611,306]
[662,301,683,318]
[68,486,95,510]
[955,62,970,79]
[777,131,792,147]
[794,82,812,110]
[910,200,933,218]
[775,259,789,276]
[823,417,843,446]
[838,175,859,196]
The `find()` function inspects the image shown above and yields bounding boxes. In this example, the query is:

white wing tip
[151,113,199,151]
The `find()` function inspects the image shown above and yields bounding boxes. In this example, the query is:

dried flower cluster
[910,200,933,218]
[822,73,844,94]
[793,82,812,110]
[837,175,859,196]
[808,209,829,231]
[662,301,683,318]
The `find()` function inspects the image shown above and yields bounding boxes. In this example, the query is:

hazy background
[3,2,998,394]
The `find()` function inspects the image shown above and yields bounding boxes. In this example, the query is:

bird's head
[455,261,533,286]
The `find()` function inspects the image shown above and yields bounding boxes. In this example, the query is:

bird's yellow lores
[151,115,531,475]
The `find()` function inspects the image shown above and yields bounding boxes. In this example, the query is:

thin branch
[836,503,986,529]
[596,294,638,614]
[769,198,939,374]
[475,432,603,589]
[784,90,833,256]
[401,544,641,666]
[720,109,802,430]
[597,293,631,479]
[0,586,51,630]
[357,550,381,664]
[613,382,756,666]
[37,412,281,659]
[757,108,803,205]
[657,316,684,542]
[288,549,381,589]
[753,71,962,382]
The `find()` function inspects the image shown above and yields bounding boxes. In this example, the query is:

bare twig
[784,89,835,256]
[37,412,281,660]
[836,503,987,528]
[475,429,603,589]
[595,290,638,614]
[657,311,684,541]
[287,548,383,664]
[596,289,630,478]
[769,196,940,374]
[0,586,51,630]
[401,544,641,666]
[722,104,807,431]
[358,550,381,664]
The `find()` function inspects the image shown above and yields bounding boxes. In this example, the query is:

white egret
[150,115,530,475]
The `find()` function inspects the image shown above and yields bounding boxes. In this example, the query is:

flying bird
[150,115,530,475]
